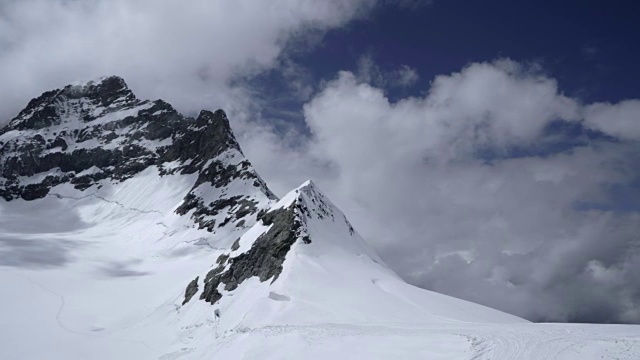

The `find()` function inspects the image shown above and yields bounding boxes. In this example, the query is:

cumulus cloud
[0,0,376,123]
[243,59,640,323]
[584,100,640,140]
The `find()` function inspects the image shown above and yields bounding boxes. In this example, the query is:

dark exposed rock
[48,137,68,151]
[302,235,312,244]
[200,264,227,304]
[199,202,309,305]
[212,196,245,214]
[188,182,348,306]
[6,76,137,132]
[175,186,264,232]
[20,183,51,200]
[6,89,62,131]
[256,208,268,222]
[159,110,240,173]
[0,76,276,229]
[235,198,259,219]
[216,254,229,265]
[344,214,356,236]
[182,276,199,305]
[218,217,231,228]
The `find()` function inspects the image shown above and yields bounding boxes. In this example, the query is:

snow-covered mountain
[184,180,524,328]
[1,77,639,359]
[0,76,275,235]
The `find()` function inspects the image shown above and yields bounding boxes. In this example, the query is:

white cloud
[243,59,640,323]
[0,0,376,123]
[584,100,640,140]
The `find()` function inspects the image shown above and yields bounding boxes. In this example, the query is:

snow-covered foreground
[3,261,640,360]
[205,323,640,360]
[1,172,639,360]
[2,270,640,360]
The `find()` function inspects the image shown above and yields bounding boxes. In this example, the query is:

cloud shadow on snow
[0,197,89,269]
[0,196,89,234]
[0,236,79,269]
[98,260,150,278]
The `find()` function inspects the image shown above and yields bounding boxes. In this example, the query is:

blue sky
[257,0,640,125]
[246,1,640,323]
[321,0,640,102]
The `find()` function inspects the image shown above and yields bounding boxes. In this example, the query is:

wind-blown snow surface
[1,77,640,359]
[0,165,271,359]
[189,181,525,329]
[1,179,639,359]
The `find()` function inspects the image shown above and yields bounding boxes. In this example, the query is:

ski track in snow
[198,322,640,360]
[465,325,640,359]
[0,269,164,356]
[49,192,164,215]
[1,183,638,359]
[1,141,638,359]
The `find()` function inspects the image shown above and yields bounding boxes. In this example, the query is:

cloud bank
[243,60,640,323]
[0,0,375,122]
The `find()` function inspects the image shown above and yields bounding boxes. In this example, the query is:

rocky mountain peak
[5,76,138,132]
[0,76,275,236]
[288,180,341,222]
[65,76,133,102]
[196,109,228,126]
[187,180,360,306]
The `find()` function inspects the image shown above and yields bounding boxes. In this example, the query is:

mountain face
[0,76,275,234]
[191,181,347,306]
[3,77,635,360]
[180,180,525,336]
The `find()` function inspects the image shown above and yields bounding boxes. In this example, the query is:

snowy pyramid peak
[180,179,526,335]
[187,179,385,304]
[276,179,344,222]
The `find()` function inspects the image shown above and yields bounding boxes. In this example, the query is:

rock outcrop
[0,76,276,232]
[188,181,356,306]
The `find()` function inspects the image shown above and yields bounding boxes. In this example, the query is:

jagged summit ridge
[279,180,349,225]
[180,179,525,337]
[0,75,275,235]
[4,76,136,132]
[185,180,374,306]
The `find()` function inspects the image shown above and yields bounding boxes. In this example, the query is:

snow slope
[164,182,640,359]
[1,77,640,359]
[0,165,270,359]
[183,181,525,331]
